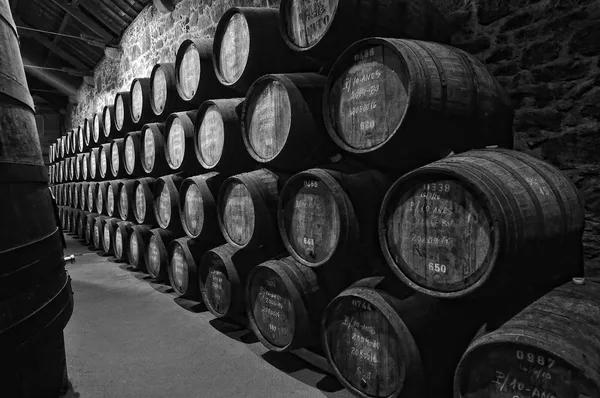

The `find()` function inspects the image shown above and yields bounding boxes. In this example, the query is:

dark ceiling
[10,0,151,112]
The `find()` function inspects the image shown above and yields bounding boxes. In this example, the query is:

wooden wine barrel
[168,237,212,298]
[212,7,319,93]
[321,277,485,398]
[150,63,189,118]
[84,212,99,245]
[72,182,80,210]
[179,172,225,240]
[278,165,390,268]
[146,228,177,282]
[217,168,284,250]
[69,206,80,234]
[153,174,185,234]
[102,105,117,139]
[379,148,586,299]
[83,118,92,148]
[58,136,65,159]
[76,210,87,239]
[81,152,89,181]
[102,217,120,255]
[175,38,238,106]
[199,243,273,318]
[140,123,170,176]
[130,78,158,126]
[87,182,99,213]
[133,177,157,225]
[114,91,135,134]
[165,110,202,172]
[64,183,72,207]
[114,221,135,262]
[88,147,100,181]
[64,207,72,232]
[79,182,89,210]
[68,156,76,181]
[93,215,108,250]
[109,138,127,179]
[128,224,153,271]
[323,38,515,171]
[194,98,254,173]
[76,124,85,154]
[92,112,107,145]
[65,130,72,156]
[454,279,600,398]
[124,131,144,176]
[241,73,337,171]
[49,144,55,164]
[106,179,123,217]
[57,161,64,184]
[96,181,110,215]
[117,179,137,222]
[98,143,112,180]
[75,153,84,181]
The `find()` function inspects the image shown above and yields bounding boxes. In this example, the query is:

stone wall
[66,0,600,275]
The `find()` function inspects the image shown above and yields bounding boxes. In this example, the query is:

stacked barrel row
[48,1,599,398]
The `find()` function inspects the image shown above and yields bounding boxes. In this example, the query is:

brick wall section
[66,0,600,275]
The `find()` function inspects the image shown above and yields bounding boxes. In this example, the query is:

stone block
[521,40,561,69]
[580,87,600,120]
[570,24,600,56]
[532,59,592,83]
[500,12,534,32]
[477,0,540,25]
[485,45,514,63]
[514,107,565,132]
[453,35,491,54]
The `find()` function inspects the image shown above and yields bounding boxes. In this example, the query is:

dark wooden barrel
[147,228,177,282]
[79,183,89,210]
[96,181,110,215]
[77,209,88,239]
[217,168,284,250]
[130,78,158,126]
[117,179,137,222]
[84,212,99,245]
[150,63,189,118]
[179,172,224,240]
[175,38,237,106]
[93,215,108,250]
[69,206,80,234]
[323,38,515,171]
[102,217,119,255]
[87,182,99,213]
[109,138,127,179]
[83,118,92,147]
[241,73,337,171]
[57,160,64,184]
[92,112,107,145]
[128,224,153,271]
[68,156,76,181]
[64,207,72,232]
[199,243,273,319]
[98,143,111,180]
[133,177,157,225]
[194,98,254,173]
[74,153,83,181]
[102,105,118,139]
[124,131,144,176]
[322,277,485,398]
[58,136,65,159]
[114,221,134,262]
[454,279,600,398]
[76,124,85,154]
[165,110,201,172]
[153,173,185,234]
[88,147,100,181]
[114,91,135,134]
[279,0,452,66]
[65,130,72,156]
[71,183,80,210]
[379,149,586,299]
[213,7,319,93]
[106,179,123,217]
[81,153,89,181]
[168,237,211,298]
[140,123,170,176]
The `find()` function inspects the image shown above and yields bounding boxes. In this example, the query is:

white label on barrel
[94,115,100,141]
[111,144,119,175]
[132,80,143,121]
[180,45,201,100]
[120,189,128,219]
[107,187,114,215]
[184,184,203,236]
[116,95,125,129]
[199,106,225,167]
[172,246,186,289]
[286,0,337,48]
[104,109,111,136]
[115,228,122,258]
[100,149,107,176]
[130,234,138,263]
[153,68,167,112]
[149,237,160,274]
[144,131,155,171]
[125,136,135,173]
[135,184,145,222]
[158,186,171,227]
[104,224,111,251]
[168,119,185,169]
[219,13,250,84]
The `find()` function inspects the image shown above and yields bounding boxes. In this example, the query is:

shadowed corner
[209,318,259,344]
[174,296,208,313]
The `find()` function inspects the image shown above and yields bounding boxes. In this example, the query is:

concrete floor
[59,233,353,398]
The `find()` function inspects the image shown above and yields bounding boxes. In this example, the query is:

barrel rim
[194,99,225,169]
[113,91,131,131]
[179,174,217,239]
[132,178,155,224]
[164,112,193,171]
[152,176,177,229]
[102,105,115,138]
[212,7,252,88]
[129,78,147,124]
[198,246,237,317]
[109,138,124,177]
[128,224,152,268]
[150,63,172,116]
[140,122,165,174]
[123,131,141,176]
[175,38,213,102]
[147,228,171,279]
[167,238,192,296]
[322,37,412,154]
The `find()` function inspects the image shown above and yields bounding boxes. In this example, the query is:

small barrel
[199,243,273,318]
[74,153,84,181]
[217,168,283,250]
[123,131,144,177]
[93,215,109,250]
[147,228,177,282]
[175,38,238,106]
[114,221,135,262]
[96,181,110,215]
[109,138,127,179]
[87,182,99,212]
[64,207,72,232]
[69,207,81,234]
[102,105,117,140]
[65,130,72,155]
[76,124,85,154]
[88,147,100,181]
[130,78,158,126]
[379,149,585,299]
[165,110,202,172]
[153,173,185,234]
[212,7,319,93]
[72,182,80,209]
[81,153,89,181]
[114,91,135,134]
[278,165,390,267]
[77,209,87,239]
[279,0,452,65]
[79,183,89,210]
[321,277,485,398]
[117,179,137,222]
[58,136,65,159]
[133,177,157,225]
[84,212,99,245]
[106,179,122,217]
[98,143,111,180]
[83,117,92,148]
[323,38,514,171]
[179,172,225,240]
[194,98,254,173]
[241,73,337,171]
[128,224,153,271]
[102,217,120,255]
[168,237,211,298]
[454,279,600,398]
[92,112,107,145]
[68,156,76,181]
[140,123,170,176]
[150,63,190,118]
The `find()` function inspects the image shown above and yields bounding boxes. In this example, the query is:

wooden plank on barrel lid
[221,182,255,246]
[179,44,201,100]
[131,80,144,122]
[218,12,250,84]
[198,105,225,168]
[283,0,338,49]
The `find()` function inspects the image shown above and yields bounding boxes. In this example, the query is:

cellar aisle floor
[60,234,352,398]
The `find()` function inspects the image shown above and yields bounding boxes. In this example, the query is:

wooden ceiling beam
[45,13,72,65]
[48,0,114,42]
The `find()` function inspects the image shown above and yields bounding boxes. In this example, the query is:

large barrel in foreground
[323,38,514,171]
[454,279,600,398]
[379,149,585,299]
